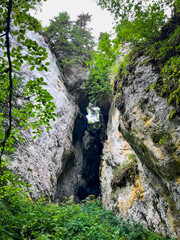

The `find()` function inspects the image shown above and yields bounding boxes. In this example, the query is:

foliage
[114,3,166,45]
[43,12,95,71]
[0,190,173,240]
[97,0,179,45]
[0,2,57,232]
[111,154,138,189]
[86,0,179,113]
[97,0,180,28]
[84,32,117,104]
[148,24,180,111]
[158,135,171,146]
[0,0,57,167]
[0,160,30,208]
[85,0,176,105]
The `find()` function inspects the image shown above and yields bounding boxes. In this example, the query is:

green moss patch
[111,154,138,189]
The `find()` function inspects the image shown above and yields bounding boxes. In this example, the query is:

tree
[85,0,180,110]
[84,32,117,104]
[96,0,180,115]
[0,0,56,169]
[97,0,180,45]
[76,13,91,28]
[44,12,95,71]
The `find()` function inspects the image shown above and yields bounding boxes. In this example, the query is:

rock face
[101,56,180,238]
[10,30,78,200]
[62,66,89,114]
[8,26,180,239]
[10,29,102,203]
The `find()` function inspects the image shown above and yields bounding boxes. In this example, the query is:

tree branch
[0,33,6,38]
[0,0,13,168]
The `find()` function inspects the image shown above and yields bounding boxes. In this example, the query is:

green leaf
[12,31,19,36]
[30,66,35,71]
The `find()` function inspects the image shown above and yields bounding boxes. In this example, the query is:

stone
[101,53,180,238]
[9,30,78,200]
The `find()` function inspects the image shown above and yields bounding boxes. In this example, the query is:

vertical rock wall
[9,30,79,200]
[9,30,103,203]
[100,56,180,238]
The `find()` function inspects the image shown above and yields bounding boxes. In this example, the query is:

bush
[0,190,174,240]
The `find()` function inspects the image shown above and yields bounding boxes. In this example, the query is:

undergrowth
[0,166,175,240]
[0,167,174,240]
[0,195,174,240]
[0,168,174,240]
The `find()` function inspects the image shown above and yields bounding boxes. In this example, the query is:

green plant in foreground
[0,0,57,168]
[0,188,173,240]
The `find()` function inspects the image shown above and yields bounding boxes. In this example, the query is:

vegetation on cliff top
[85,0,180,113]
[43,12,95,72]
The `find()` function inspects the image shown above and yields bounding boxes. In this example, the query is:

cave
[76,122,104,201]
[55,105,108,203]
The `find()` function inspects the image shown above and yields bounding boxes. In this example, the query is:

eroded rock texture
[9,30,102,203]
[101,57,180,238]
[9,30,78,200]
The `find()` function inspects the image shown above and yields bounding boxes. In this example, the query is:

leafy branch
[0,0,57,170]
[0,0,13,167]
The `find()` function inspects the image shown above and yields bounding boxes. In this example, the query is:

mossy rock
[111,161,138,189]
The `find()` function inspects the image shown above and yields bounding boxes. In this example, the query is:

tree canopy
[84,33,117,104]
[84,0,180,110]
[97,0,180,44]
[44,12,95,71]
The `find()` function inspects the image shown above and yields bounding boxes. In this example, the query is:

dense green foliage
[84,33,117,104]
[43,12,95,71]
[85,0,180,110]
[0,184,173,240]
[147,19,180,113]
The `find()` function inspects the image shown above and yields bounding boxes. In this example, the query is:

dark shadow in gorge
[55,109,109,203]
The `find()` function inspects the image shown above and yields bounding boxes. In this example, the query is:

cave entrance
[55,102,109,203]
[76,116,103,201]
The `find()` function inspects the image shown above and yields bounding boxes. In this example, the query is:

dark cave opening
[55,103,110,203]
[76,122,103,201]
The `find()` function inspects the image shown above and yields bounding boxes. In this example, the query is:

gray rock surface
[62,66,89,113]
[9,30,79,200]
[101,56,180,238]
[9,29,101,203]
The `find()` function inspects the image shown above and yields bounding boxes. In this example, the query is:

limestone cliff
[8,20,180,239]
[9,30,78,200]
[9,29,102,203]
[100,54,180,238]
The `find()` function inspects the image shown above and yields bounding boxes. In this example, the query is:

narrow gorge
[3,10,180,240]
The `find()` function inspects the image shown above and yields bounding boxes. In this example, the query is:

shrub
[0,191,173,240]
[111,154,138,189]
